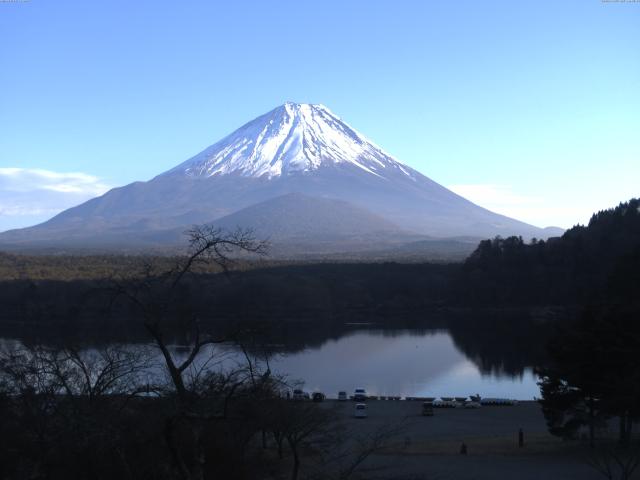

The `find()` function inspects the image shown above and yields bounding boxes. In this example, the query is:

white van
[354,388,367,401]
[292,389,309,401]
[354,403,367,418]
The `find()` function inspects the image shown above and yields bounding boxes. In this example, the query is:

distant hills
[0,102,563,256]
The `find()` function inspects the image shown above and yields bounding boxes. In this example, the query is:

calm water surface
[1,327,541,400]
[263,330,539,400]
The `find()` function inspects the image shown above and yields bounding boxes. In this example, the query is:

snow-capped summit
[0,102,563,251]
[168,102,416,180]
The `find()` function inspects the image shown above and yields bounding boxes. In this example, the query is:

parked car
[354,403,367,418]
[337,391,348,401]
[312,392,325,402]
[353,388,367,401]
[422,401,434,416]
[465,401,481,409]
[292,389,309,401]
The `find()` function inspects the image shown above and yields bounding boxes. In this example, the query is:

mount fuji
[0,102,562,254]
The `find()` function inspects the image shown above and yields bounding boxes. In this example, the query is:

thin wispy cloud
[448,184,566,228]
[0,168,109,195]
[448,184,542,209]
[0,168,110,231]
[448,183,639,230]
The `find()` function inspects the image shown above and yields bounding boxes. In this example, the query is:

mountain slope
[0,102,560,250]
[211,192,403,240]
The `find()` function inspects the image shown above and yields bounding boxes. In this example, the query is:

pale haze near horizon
[0,0,638,232]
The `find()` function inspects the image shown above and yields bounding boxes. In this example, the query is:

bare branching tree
[308,419,408,480]
[111,226,267,401]
[2,226,409,480]
[109,226,268,480]
[279,402,333,480]
[586,445,640,480]
[0,344,151,479]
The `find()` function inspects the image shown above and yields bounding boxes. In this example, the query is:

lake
[254,329,539,400]
[1,319,545,400]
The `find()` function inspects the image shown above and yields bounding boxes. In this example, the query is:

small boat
[434,400,456,408]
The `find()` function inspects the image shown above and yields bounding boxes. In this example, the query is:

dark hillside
[458,198,640,306]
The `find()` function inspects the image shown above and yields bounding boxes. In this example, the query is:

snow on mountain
[0,102,563,251]
[167,102,417,180]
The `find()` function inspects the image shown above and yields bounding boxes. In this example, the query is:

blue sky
[1,0,638,231]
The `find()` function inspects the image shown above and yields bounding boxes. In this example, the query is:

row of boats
[421,397,518,415]
[406,396,519,406]
[350,395,519,406]
[294,388,520,406]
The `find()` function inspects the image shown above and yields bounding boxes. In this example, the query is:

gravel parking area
[318,400,606,480]
[328,400,548,441]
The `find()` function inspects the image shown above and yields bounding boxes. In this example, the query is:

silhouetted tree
[111,226,269,480]
[539,304,640,446]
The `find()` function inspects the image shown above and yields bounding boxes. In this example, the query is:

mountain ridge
[0,102,563,253]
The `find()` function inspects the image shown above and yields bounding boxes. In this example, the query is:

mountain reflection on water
[262,329,540,399]
[2,313,549,400]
